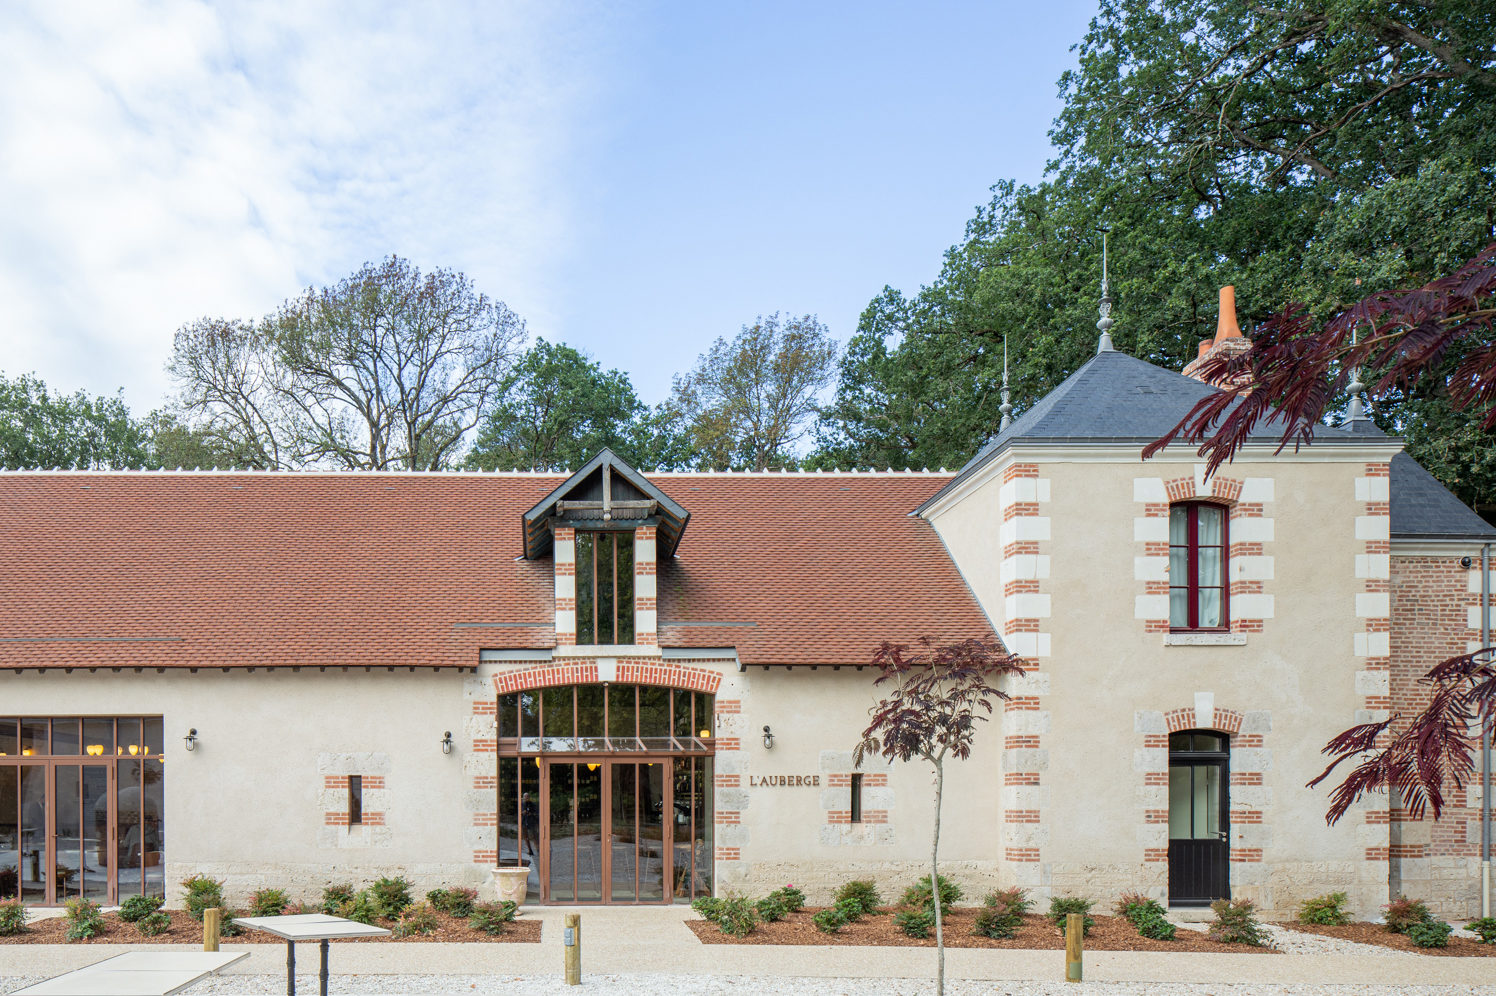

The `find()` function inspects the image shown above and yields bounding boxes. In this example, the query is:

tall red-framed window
[1169,502,1228,631]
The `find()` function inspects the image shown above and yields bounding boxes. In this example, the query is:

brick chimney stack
[1183,286,1254,389]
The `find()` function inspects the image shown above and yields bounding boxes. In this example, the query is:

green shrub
[1114,892,1162,921]
[392,901,440,938]
[1383,895,1434,934]
[771,884,806,912]
[834,880,882,916]
[1467,916,1496,943]
[64,898,105,941]
[334,890,382,926]
[894,908,935,939]
[249,887,289,918]
[715,896,759,937]
[1297,891,1352,926]
[812,905,851,934]
[1133,907,1176,941]
[755,894,788,923]
[1048,897,1095,937]
[0,898,27,936]
[180,875,226,922]
[321,884,356,915]
[1208,898,1267,946]
[1407,919,1453,948]
[368,876,413,918]
[900,875,962,914]
[972,887,1033,940]
[425,887,477,918]
[134,911,171,937]
[118,895,164,923]
[691,896,725,921]
[468,900,517,935]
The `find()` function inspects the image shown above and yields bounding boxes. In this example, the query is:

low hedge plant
[1407,919,1454,948]
[468,900,517,935]
[1467,916,1496,944]
[812,899,864,934]
[1296,891,1352,926]
[714,896,759,937]
[64,898,105,941]
[368,876,413,919]
[1383,895,1434,934]
[1208,898,1267,946]
[426,887,478,919]
[249,887,290,918]
[900,875,962,915]
[134,911,172,937]
[893,908,935,938]
[0,898,27,936]
[1115,893,1174,941]
[1048,896,1095,938]
[972,887,1032,939]
[770,884,805,911]
[392,901,440,938]
[834,880,882,917]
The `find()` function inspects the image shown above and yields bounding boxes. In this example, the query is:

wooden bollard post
[1064,912,1082,982]
[564,913,581,985]
[203,907,221,953]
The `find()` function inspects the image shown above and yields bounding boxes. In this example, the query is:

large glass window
[1169,503,1229,630]
[575,532,635,645]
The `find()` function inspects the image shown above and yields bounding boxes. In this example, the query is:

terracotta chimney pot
[1197,339,1212,359]
[1215,286,1241,342]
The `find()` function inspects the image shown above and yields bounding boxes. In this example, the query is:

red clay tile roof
[0,471,992,669]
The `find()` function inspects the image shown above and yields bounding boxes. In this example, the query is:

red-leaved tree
[1145,243,1496,823]
[854,637,1026,994]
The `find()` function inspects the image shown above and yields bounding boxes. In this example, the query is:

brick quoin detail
[1357,463,1394,868]
[1140,705,1265,866]
[491,661,722,695]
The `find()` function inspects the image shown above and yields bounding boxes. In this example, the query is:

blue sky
[1,0,1099,412]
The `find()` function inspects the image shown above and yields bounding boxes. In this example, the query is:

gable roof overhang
[522,448,690,558]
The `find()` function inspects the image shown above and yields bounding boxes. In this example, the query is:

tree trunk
[931,756,945,996]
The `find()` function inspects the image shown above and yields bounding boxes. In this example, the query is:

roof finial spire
[1096,229,1116,353]
[999,337,1013,431]
[1344,324,1369,424]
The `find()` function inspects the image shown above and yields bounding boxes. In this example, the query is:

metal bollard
[564,913,581,985]
[1065,912,1083,982]
[203,907,221,952]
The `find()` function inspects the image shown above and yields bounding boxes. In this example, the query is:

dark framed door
[1167,731,1229,906]
[542,759,672,904]
[51,763,112,905]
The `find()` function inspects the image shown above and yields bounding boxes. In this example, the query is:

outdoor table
[14,950,249,996]
[232,913,390,996]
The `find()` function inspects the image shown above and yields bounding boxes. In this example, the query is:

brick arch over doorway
[1135,700,1272,902]
[491,660,723,695]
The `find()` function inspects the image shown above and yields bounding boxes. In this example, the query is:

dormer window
[576,531,635,645]
[1169,502,1228,631]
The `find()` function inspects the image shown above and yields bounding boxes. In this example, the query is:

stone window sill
[1163,632,1247,647]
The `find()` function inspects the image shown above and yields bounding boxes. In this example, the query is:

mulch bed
[0,910,541,945]
[687,909,1275,953]
[1283,921,1496,957]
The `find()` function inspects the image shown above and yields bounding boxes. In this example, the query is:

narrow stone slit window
[348,775,363,826]
[850,773,863,824]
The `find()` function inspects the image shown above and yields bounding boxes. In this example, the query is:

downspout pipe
[1483,542,1491,919]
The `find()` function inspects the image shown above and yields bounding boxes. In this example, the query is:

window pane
[0,767,17,899]
[1169,587,1189,628]
[498,694,518,739]
[596,534,616,645]
[1198,587,1223,628]
[521,761,540,901]
[617,537,635,645]
[608,685,636,740]
[499,756,518,866]
[0,720,15,757]
[576,534,595,645]
[1169,545,1188,585]
[1203,764,1221,838]
[1168,767,1191,838]
[143,718,164,756]
[577,685,605,738]
[639,686,670,737]
[142,759,165,898]
[117,718,143,758]
[82,719,113,758]
[1169,506,1189,545]
[672,690,691,738]
[695,693,713,739]
[51,719,80,756]
[20,719,47,756]
[1197,546,1223,588]
[1197,505,1223,545]
[544,687,574,743]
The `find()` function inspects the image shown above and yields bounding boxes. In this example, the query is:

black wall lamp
[440,731,454,755]
[183,728,198,752]
[762,725,775,750]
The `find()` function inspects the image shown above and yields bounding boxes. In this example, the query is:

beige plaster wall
[718,667,1006,905]
[1,669,475,906]
[928,452,1390,918]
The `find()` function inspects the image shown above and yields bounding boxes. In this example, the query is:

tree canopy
[814,0,1496,507]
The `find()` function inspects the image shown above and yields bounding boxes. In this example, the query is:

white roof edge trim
[1391,539,1496,557]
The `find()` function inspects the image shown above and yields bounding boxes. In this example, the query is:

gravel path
[5,976,1494,995]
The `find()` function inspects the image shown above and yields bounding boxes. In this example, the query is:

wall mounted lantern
[762,725,775,750]
[183,729,198,752]
[440,731,454,755]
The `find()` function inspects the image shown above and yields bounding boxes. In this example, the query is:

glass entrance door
[545,760,670,904]
[1168,731,1230,906]
[52,764,111,904]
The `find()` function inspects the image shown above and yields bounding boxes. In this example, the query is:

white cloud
[0,0,612,412]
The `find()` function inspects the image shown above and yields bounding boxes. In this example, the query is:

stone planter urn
[491,865,530,909]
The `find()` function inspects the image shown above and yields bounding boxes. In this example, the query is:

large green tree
[0,372,148,470]
[465,339,666,472]
[817,0,1496,510]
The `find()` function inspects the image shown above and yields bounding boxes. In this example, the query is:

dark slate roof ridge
[919,349,1396,515]
[1390,451,1496,540]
